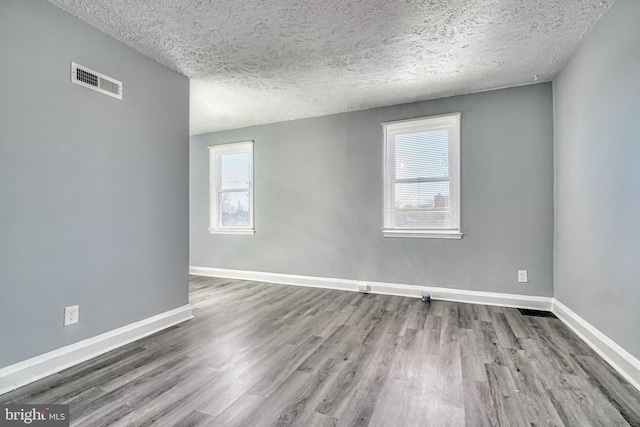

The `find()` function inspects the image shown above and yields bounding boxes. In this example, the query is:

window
[383,113,461,239]
[209,141,254,234]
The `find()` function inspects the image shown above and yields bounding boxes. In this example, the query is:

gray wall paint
[554,0,640,359]
[191,83,554,297]
[0,0,189,368]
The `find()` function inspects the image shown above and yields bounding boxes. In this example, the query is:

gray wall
[0,1,189,368]
[554,0,640,359]
[191,83,554,297]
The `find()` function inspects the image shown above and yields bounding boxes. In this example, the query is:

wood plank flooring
[2,275,640,426]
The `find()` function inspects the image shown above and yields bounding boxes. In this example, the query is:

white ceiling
[49,0,613,135]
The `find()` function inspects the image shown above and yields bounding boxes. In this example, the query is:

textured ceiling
[49,0,613,135]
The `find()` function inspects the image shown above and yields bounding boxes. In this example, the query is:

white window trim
[382,113,462,239]
[208,141,255,235]
[382,229,462,239]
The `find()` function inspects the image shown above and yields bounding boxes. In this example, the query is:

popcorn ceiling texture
[49,0,613,135]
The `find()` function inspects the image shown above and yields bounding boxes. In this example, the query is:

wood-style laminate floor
[2,276,640,426]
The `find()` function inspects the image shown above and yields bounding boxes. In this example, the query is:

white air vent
[71,62,122,100]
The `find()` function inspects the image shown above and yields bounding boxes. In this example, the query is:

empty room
[1,0,639,426]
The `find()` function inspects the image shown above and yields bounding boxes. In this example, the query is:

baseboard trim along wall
[190,266,640,392]
[189,266,553,310]
[0,305,193,395]
[552,300,640,392]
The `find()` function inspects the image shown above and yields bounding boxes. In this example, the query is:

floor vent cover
[518,308,557,318]
[71,62,122,100]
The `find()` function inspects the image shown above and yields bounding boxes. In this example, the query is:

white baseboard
[189,266,553,310]
[0,305,193,395]
[552,299,640,392]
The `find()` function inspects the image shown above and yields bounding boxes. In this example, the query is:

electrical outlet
[64,305,79,326]
[358,284,370,293]
[518,270,528,283]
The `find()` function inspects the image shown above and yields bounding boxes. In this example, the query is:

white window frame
[382,113,462,239]
[209,141,255,235]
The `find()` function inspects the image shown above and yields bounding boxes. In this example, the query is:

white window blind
[383,113,462,239]
[209,141,255,234]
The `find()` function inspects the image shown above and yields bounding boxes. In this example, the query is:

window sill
[209,228,255,235]
[382,229,463,239]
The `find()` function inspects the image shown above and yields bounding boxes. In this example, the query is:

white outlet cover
[518,270,529,283]
[64,305,79,326]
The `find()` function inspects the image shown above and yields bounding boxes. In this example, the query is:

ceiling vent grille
[71,62,122,100]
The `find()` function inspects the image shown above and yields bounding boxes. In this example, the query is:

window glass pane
[219,191,250,227]
[395,130,448,180]
[394,181,451,228]
[221,152,251,190]
[209,141,254,234]
[383,113,460,236]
